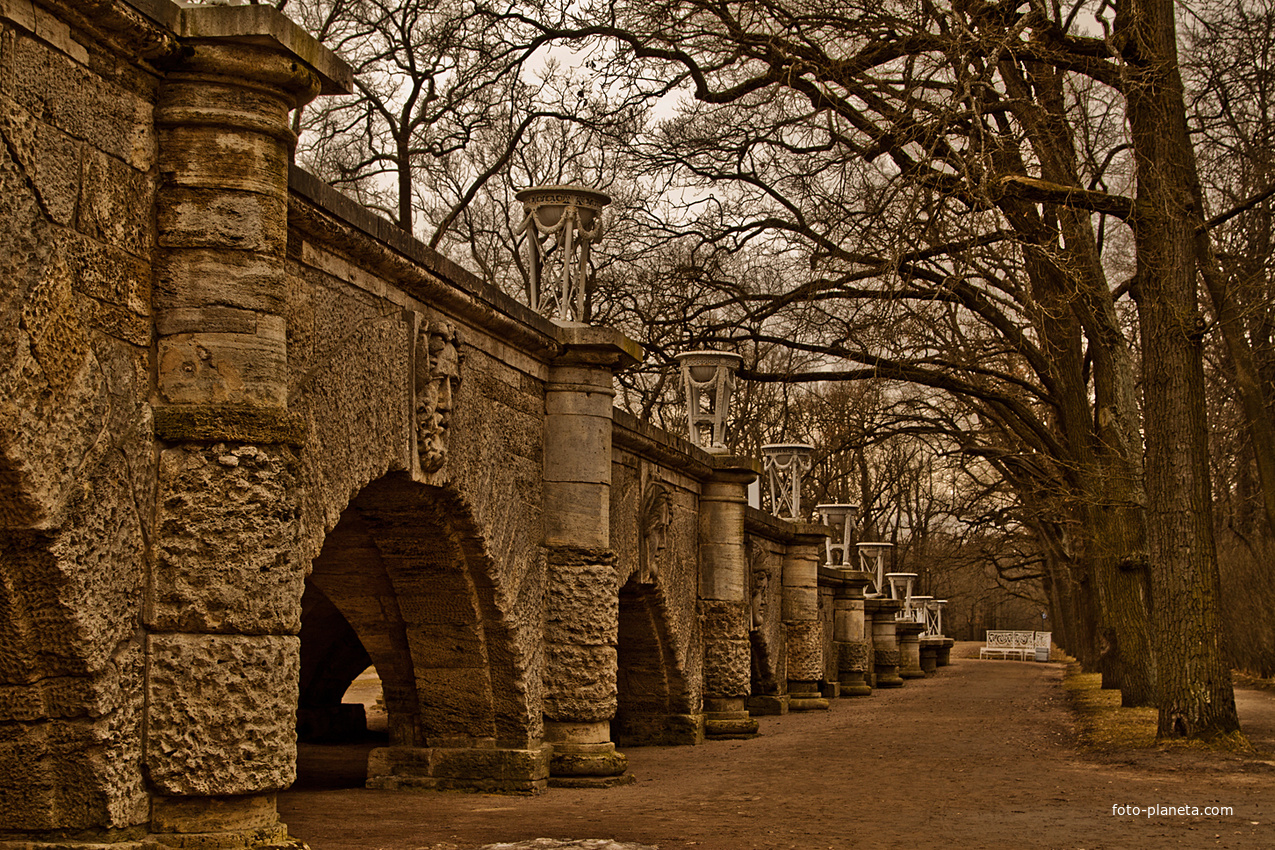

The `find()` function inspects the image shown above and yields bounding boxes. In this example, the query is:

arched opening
[293,583,387,790]
[614,575,700,746]
[294,471,541,792]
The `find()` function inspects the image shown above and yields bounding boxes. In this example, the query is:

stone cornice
[287,167,565,362]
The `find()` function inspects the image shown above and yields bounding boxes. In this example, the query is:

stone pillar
[833,569,874,696]
[782,524,831,710]
[146,7,349,848]
[897,620,926,679]
[700,457,762,738]
[542,326,641,787]
[868,599,905,688]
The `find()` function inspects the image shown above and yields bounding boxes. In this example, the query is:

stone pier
[867,599,905,688]
[897,620,926,680]
[782,524,831,711]
[542,327,641,787]
[831,568,874,696]
[700,459,762,738]
[146,6,348,846]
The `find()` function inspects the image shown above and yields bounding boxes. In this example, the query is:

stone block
[0,684,146,831]
[412,666,498,740]
[699,599,747,639]
[838,640,869,673]
[549,746,627,778]
[785,620,824,681]
[542,481,608,548]
[0,95,83,228]
[157,187,286,254]
[545,560,617,645]
[147,823,290,850]
[149,794,279,833]
[158,124,290,196]
[156,249,284,314]
[782,585,818,621]
[613,712,704,747]
[12,34,155,171]
[150,444,301,635]
[366,744,550,794]
[0,456,146,684]
[746,694,789,715]
[698,542,746,601]
[145,633,298,796]
[702,637,750,698]
[542,643,616,722]
[76,147,152,258]
[157,326,288,407]
[543,414,611,483]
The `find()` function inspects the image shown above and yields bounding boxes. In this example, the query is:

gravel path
[280,653,1275,849]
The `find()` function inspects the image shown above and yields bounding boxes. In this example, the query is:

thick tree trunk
[993,59,1156,703]
[1120,0,1241,738]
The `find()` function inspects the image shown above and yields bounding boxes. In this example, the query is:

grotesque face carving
[638,482,673,584]
[416,321,463,474]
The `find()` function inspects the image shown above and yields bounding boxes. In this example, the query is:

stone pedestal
[783,524,832,711]
[747,694,790,715]
[919,637,943,675]
[832,569,874,696]
[936,637,956,667]
[145,7,350,847]
[867,599,904,688]
[896,620,926,679]
[544,721,634,789]
[700,457,762,739]
[542,327,641,786]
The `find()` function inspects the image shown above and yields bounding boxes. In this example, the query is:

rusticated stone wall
[0,0,166,836]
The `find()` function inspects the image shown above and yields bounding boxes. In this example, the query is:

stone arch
[614,573,701,746]
[305,472,544,791]
[309,472,529,747]
[296,582,374,743]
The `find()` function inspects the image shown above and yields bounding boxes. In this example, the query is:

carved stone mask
[416,321,462,474]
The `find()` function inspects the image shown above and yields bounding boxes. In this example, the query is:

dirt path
[280,653,1275,849]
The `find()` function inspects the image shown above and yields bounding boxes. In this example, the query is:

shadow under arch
[306,471,546,792]
[614,573,702,746]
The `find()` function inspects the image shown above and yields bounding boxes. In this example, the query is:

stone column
[782,524,831,710]
[833,569,874,696]
[700,457,762,739]
[868,599,905,688]
[896,620,926,679]
[542,326,641,787]
[146,7,349,848]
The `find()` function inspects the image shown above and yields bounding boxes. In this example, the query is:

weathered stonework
[150,444,300,635]
[145,633,299,796]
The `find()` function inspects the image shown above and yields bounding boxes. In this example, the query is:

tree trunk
[1120,0,1241,738]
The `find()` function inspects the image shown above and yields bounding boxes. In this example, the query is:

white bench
[980,630,1051,661]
